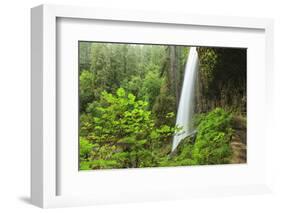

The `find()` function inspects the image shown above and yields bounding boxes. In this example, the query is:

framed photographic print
[31,4,274,208]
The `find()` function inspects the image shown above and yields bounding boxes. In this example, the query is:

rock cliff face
[195,47,247,114]
[195,47,247,164]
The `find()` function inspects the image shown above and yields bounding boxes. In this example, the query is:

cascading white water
[172,47,198,152]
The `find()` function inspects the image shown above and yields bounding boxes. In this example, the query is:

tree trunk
[169,46,180,108]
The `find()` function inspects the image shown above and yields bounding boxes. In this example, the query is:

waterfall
[172,47,198,152]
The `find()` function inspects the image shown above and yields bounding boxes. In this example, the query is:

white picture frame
[31,4,274,208]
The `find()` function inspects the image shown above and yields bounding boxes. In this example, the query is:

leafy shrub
[159,108,233,167]
[192,108,233,165]
[160,143,196,167]
[79,137,94,161]
[79,70,95,112]
[79,88,178,169]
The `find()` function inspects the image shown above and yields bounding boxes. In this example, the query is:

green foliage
[141,69,163,109]
[192,108,233,165]
[78,42,244,170]
[152,82,177,126]
[79,70,95,112]
[159,108,233,167]
[122,69,163,110]
[159,142,196,167]
[80,88,177,169]
[197,48,218,87]
[79,42,92,71]
[121,75,143,98]
[79,137,94,161]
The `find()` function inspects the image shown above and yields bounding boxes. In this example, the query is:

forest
[79,42,247,170]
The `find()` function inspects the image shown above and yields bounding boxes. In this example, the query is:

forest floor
[230,115,247,164]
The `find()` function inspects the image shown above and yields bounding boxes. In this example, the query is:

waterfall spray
[172,47,198,152]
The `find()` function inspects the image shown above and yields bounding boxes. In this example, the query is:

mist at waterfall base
[172,47,199,152]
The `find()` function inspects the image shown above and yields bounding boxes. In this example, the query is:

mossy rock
[170,134,195,157]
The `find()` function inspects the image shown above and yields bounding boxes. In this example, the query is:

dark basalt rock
[195,47,247,114]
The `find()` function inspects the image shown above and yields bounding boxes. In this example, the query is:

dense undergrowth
[80,88,234,169]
